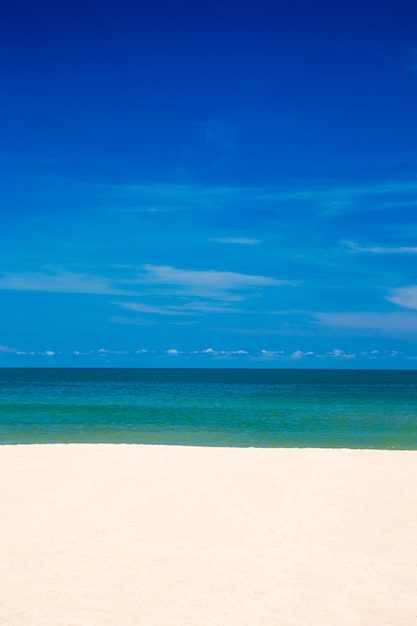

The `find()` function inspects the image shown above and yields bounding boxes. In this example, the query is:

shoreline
[3,441,417,447]
[1,444,416,625]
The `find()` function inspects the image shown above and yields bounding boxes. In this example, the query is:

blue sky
[1,0,417,367]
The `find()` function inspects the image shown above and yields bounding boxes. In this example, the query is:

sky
[1,0,417,368]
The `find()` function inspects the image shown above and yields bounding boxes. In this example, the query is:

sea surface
[0,368,416,448]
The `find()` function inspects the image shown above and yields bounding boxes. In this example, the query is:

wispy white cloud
[119,180,417,210]
[222,327,293,335]
[210,237,261,245]
[314,311,417,333]
[0,344,19,353]
[115,183,252,215]
[111,316,157,326]
[114,299,242,316]
[114,302,192,316]
[0,269,133,296]
[344,241,417,254]
[138,264,298,299]
[0,264,293,304]
[180,301,242,313]
[387,286,417,310]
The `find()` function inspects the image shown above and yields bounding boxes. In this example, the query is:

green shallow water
[1,368,417,448]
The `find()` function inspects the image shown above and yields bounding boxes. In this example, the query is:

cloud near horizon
[0,344,409,364]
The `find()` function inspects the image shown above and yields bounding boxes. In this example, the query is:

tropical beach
[2,0,417,623]
[1,444,416,625]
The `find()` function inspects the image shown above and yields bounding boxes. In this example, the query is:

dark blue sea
[0,368,416,448]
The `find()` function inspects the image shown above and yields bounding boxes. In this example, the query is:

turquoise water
[0,368,416,448]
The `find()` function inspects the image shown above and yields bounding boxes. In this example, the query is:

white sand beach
[0,444,416,625]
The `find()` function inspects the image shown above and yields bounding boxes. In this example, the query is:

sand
[0,445,416,625]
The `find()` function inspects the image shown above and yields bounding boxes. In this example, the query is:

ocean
[0,368,416,448]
